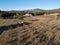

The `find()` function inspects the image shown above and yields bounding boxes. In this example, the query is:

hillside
[0,15,60,45]
[0,8,60,19]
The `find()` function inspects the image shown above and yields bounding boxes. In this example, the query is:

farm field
[0,15,60,45]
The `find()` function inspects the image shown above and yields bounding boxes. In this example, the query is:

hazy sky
[0,0,60,10]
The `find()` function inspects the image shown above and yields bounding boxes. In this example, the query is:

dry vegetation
[0,15,60,45]
[0,19,21,26]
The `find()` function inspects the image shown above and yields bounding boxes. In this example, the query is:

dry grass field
[0,19,21,26]
[0,15,60,45]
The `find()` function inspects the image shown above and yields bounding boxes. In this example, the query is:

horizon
[1,8,60,11]
[0,0,60,11]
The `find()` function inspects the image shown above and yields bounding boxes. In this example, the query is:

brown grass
[0,16,60,45]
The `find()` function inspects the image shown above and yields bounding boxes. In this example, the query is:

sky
[0,0,60,10]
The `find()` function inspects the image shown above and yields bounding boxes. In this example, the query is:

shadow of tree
[0,22,30,34]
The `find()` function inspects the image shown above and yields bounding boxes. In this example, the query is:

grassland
[0,16,60,45]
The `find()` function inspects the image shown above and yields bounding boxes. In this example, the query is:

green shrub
[57,13,60,17]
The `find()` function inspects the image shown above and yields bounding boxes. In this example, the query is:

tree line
[0,10,45,19]
[0,9,60,19]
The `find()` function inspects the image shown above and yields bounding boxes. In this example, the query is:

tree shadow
[31,19,39,21]
[0,22,31,34]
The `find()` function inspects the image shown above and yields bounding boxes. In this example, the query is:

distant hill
[23,8,60,14]
[0,8,60,19]
[46,8,60,13]
[1,8,60,13]
[24,8,45,13]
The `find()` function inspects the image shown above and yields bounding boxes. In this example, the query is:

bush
[0,14,3,19]
[57,13,60,17]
